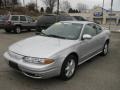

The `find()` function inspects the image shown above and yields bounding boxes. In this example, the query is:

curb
[111,30,120,33]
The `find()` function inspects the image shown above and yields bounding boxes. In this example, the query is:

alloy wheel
[65,59,75,78]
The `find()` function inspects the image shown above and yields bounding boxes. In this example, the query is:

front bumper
[4,52,60,79]
[0,24,5,29]
[4,25,15,30]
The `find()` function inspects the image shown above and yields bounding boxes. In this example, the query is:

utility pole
[57,0,59,15]
[109,0,113,30]
[102,0,105,24]
[36,0,37,10]
[23,0,25,6]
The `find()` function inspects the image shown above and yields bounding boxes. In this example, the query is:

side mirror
[82,34,92,40]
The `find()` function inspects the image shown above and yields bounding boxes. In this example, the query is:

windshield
[42,22,83,40]
[38,15,56,24]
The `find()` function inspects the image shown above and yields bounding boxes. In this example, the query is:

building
[69,6,120,25]
[93,6,120,25]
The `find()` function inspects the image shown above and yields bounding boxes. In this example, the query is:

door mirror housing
[82,34,92,40]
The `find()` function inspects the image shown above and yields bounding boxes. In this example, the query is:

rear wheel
[14,26,21,34]
[101,42,109,56]
[27,29,31,32]
[60,55,77,80]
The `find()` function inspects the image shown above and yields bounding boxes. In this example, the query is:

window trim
[88,23,103,34]
[20,16,27,21]
[11,16,19,21]
[95,24,103,34]
[27,16,33,22]
[81,24,97,39]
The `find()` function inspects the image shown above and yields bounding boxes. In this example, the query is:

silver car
[4,21,110,80]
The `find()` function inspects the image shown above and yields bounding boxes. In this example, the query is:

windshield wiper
[47,34,67,39]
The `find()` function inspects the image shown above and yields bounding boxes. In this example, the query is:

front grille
[9,61,21,71]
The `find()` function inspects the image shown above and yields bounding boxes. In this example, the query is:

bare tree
[77,3,88,12]
[26,2,36,11]
[23,0,25,6]
[0,0,3,8]
[11,0,19,9]
[42,0,57,13]
[60,0,71,12]
[0,0,19,8]
[12,0,19,4]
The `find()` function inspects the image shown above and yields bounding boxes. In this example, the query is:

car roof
[10,15,26,16]
[42,14,70,16]
[60,21,94,25]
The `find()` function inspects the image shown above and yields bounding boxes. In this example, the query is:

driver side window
[82,25,96,37]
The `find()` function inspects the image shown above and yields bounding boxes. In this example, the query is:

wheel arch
[65,52,79,65]
[15,24,22,28]
[106,39,110,44]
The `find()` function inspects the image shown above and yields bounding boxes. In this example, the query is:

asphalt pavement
[0,30,120,90]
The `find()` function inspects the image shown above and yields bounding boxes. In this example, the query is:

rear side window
[65,16,74,20]
[11,16,19,21]
[58,16,74,21]
[96,25,102,34]
[83,25,96,36]
[74,16,86,21]
[27,16,33,22]
[88,23,102,34]
[20,16,26,21]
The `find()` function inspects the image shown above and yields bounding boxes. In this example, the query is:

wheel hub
[65,59,75,77]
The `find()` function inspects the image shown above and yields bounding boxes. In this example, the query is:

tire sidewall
[102,42,109,56]
[60,55,77,80]
[5,29,11,33]
[15,26,21,34]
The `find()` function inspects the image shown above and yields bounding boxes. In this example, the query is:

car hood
[9,36,76,58]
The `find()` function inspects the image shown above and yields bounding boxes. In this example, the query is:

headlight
[8,50,23,60]
[23,56,54,64]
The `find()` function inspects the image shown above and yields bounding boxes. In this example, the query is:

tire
[60,55,77,80]
[14,26,21,34]
[101,42,109,56]
[27,28,31,32]
[5,29,11,33]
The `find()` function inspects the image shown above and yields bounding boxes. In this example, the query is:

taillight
[5,21,12,25]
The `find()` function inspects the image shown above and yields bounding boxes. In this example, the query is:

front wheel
[14,26,21,34]
[101,42,109,56]
[60,55,77,80]
[5,29,11,33]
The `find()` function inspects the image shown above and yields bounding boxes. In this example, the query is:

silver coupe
[4,21,111,80]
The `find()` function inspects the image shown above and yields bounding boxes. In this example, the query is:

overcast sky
[20,0,120,11]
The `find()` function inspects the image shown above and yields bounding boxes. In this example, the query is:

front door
[78,24,98,63]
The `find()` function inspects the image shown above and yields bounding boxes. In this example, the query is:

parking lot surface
[0,30,120,90]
